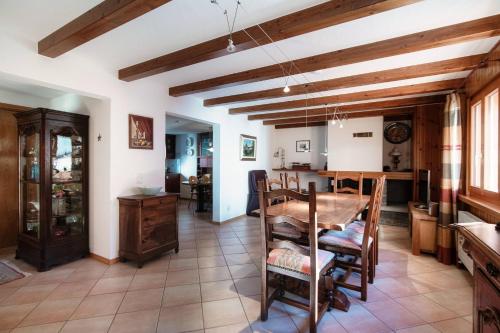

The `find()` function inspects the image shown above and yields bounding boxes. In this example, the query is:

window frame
[467,75,500,205]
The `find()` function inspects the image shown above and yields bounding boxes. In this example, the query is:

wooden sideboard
[118,193,179,268]
[409,201,438,255]
[457,224,500,333]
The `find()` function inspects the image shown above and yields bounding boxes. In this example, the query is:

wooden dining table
[262,192,371,312]
[265,192,370,229]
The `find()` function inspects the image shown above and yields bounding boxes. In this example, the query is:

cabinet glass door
[19,126,40,239]
[50,128,84,240]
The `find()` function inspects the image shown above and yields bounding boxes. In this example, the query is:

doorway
[165,114,219,221]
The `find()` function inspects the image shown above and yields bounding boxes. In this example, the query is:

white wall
[328,117,384,171]
[0,88,51,108]
[269,126,328,191]
[0,32,271,259]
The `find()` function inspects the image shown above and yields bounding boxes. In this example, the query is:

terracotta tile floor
[0,202,473,332]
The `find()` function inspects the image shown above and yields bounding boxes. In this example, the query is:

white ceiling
[165,114,212,134]
[0,0,499,112]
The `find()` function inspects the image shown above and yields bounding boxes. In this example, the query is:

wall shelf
[272,168,320,173]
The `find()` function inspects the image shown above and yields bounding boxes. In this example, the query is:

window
[468,77,500,204]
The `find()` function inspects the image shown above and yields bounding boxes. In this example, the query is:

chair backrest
[201,174,211,184]
[265,174,285,204]
[258,181,320,280]
[360,175,385,253]
[333,171,363,197]
[284,172,301,193]
[188,176,198,185]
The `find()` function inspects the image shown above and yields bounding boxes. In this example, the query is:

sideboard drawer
[142,223,177,252]
[143,196,177,207]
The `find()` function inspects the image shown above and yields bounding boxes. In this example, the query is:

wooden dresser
[457,224,500,333]
[117,193,179,267]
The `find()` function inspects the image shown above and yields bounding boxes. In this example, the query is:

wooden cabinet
[458,224,500,333]
[409,201,438,255]
[15,108,89,271]
[165,173,180,193]
[118,193,178,267]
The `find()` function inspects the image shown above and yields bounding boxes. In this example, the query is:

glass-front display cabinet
[15,108,89,271]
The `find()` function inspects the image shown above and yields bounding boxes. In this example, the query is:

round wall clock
[384,122,411,144]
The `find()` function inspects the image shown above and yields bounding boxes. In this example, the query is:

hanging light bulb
[226,38,236,53]
[339,121,344,129]
[283,85,290,93]
[331,118,336,125]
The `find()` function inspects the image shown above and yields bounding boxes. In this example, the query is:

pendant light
[207,125,214,152]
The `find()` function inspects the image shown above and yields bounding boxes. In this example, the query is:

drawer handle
[486,262,498,278]
[478,306,500,331]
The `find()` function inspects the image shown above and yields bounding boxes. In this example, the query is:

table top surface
[265,192,370,230]
[459,223,500,259]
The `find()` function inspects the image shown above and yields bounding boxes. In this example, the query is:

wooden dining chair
[318,176,385,301]
[258,180,335,333]
[265,174,285,205]
[332,171,364,197]
[284,172,301,193]
[188,176,198,210]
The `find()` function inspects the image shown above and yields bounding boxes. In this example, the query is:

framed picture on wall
[129,114,153,149]
[296,140,310,152]
[240,134,257,161]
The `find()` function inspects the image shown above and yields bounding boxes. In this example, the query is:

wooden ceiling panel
[229,79,462,114]
[118,0,420,81]
[38,0,172,57]
[170,14,500,96]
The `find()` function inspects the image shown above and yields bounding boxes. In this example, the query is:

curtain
[437,93,462,264]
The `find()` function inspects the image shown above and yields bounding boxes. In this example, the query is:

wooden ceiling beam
[204,54,483,106]
[119,0,420,81]
[229,79,461,114]
[247,95,445,120]
[273,106,423,128]
[38,0,171,57]
[170,14,500,96]
[275,121,328,129]
[264,106,417,125]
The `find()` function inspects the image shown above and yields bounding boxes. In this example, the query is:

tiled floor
[0,202,473,333]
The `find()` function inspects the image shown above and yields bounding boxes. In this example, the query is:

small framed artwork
[240,134,257,161]
[129,114,153,149]
[296,140,310,152]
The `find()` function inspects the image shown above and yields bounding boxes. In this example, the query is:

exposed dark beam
[275,121,328,129]
[229,79,461,114]
[170,14,500,96]
[204,54,483,106]
[119,0,420,81]
[247,95,445,120]
[38,0,171,57]
[274,106,422,128]
[264,106,416,125]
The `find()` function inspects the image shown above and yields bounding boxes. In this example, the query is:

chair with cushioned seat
[258,181,335,333]
[332,171,364,197]
[318,176,385,301]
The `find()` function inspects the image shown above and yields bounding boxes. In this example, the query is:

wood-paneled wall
[0,110,19,248]
[413,104,443,202]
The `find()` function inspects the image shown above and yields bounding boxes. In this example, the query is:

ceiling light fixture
[283,84,290,93]
[321,104,328,156]
[211,1,241,53]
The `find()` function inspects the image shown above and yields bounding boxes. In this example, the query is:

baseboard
[211,213,248,225]
[89,252,119,265]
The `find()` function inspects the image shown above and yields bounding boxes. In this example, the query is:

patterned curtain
[437,93,462,264]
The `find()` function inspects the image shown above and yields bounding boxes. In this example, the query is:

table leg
[196,186,206,212]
